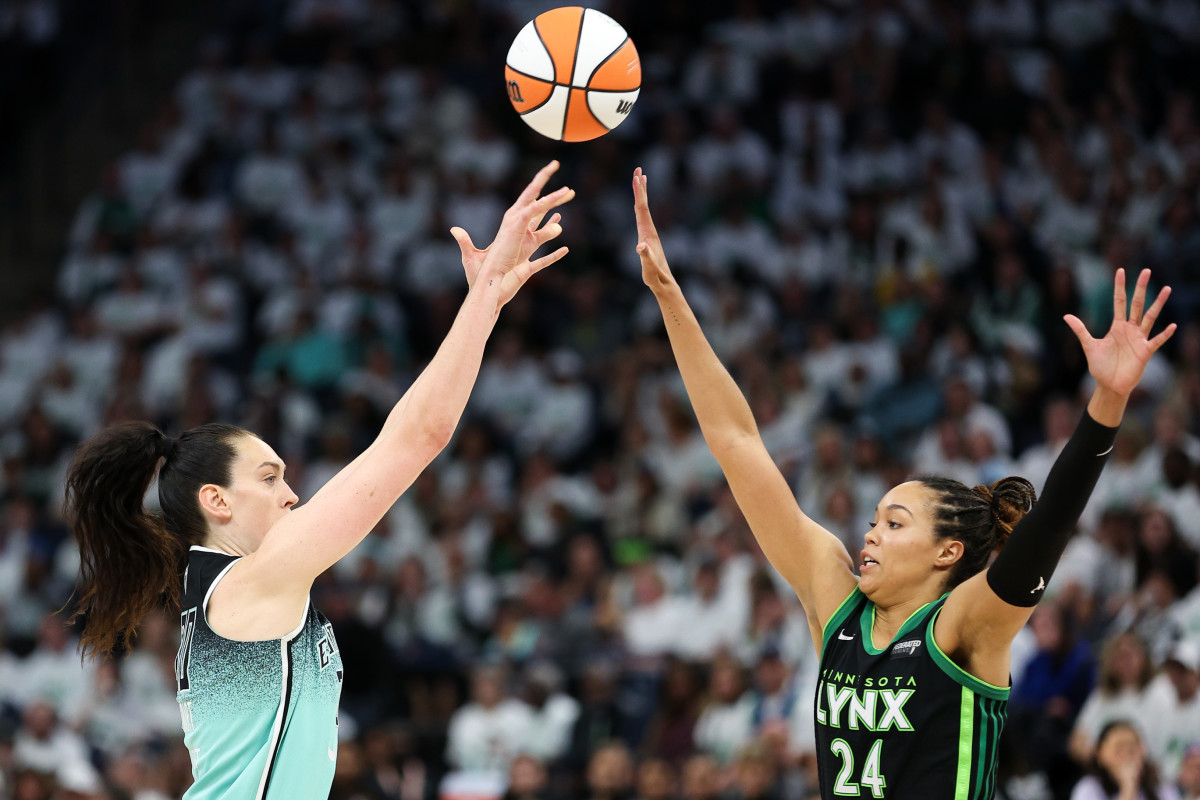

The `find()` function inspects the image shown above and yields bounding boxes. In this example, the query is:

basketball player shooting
[631,167,1175,799]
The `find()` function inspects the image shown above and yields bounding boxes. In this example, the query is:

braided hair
[917,475,1037,590]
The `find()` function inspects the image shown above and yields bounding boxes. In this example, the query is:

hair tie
[160,435,178,462]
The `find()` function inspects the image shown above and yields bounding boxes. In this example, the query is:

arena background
[1,1,1199,798]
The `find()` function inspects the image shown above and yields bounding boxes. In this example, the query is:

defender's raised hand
[1064,268,1176,398]
[450,160,573,309]
[632,168,677,292]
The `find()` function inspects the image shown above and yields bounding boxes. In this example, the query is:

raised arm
[243,162,574,599]
[937,268,1175,685]
[632,168,857,641]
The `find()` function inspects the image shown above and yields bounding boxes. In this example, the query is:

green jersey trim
[859,593,944,655]
[927,607,1010,700]
[821,586,864,653]
[955,686,974,800]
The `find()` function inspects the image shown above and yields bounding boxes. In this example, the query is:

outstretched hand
[450,160,574,308]
[632,168,677,291]
[1064,268,1175,398]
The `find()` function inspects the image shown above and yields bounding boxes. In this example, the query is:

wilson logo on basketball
[616,100,633,115]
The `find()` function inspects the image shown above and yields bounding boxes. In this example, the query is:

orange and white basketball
[505,6,641,142]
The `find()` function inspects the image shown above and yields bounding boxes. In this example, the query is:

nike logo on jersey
[1096,444,1114,457]
[1031,576,1045,594]
[839,630,855,641]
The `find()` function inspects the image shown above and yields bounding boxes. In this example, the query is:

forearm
[1086,385,1129,427]
[380,280,503,446]
[987,410,1118,605]
[651,280,759,448]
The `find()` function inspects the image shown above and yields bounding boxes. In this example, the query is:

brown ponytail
[918,475,1038,590]
[65,421,248,660]
[970,477,1037,551]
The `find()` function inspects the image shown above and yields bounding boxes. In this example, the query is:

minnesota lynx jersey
[815,588,1008,800]
[175,546,343,800]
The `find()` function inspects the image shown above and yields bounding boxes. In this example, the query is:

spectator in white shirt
[688,107,773,193]
[475,330,547,439]
[516,349,596,464]
[674,559,748,661]
[683,42,759,110]
[1019,397,1081,493]
[1069,632,1157,764]
[1135,405,1200,492]
[621,563,689,659]
[777,0,843,70]
[13,700,93,777]
[228,42,296,113]
[445,664,536,775]
[234,125,308,219]
[519,662,581,764]
[1141,639,1200,783]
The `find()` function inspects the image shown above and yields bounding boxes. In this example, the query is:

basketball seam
[584,92,614,135]
[579,87,642,95]
[506,67,560,115]
[583,35,632,89]
[583,92,614,134]
[531,17,556,83]
[519,84,565,118]
[568,8,587,87]
[561,8,588,139]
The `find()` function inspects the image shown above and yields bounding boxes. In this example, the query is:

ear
[935,539,964,569]
[197,483,232,523]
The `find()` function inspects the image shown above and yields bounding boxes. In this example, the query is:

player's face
[859,481,948,600]
[225,435,298,548]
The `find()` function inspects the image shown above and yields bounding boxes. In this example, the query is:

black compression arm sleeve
[986,411,1118,606]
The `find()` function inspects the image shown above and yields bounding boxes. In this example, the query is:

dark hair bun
[971,477,1037,549]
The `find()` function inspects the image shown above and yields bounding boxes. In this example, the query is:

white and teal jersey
[175,546,344,800]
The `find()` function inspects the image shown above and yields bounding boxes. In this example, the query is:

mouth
[860,550,879,571]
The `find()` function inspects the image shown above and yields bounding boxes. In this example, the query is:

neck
[871,590,942,648]
[201,533,251,557]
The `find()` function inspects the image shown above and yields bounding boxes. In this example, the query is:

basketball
[505,6,641,142]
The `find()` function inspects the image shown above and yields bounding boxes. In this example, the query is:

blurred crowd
[1,0,1200,798]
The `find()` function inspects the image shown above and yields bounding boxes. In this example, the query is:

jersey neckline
[860,592,947,655]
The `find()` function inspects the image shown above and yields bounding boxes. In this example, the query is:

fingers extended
[1063,314,1094,346]
[1141,285,1171,335]
[532,185,575,216]
[533,221,563,245]
[1129,268,1151,324]
[1113,268,1127,322]
[1150,323,1178,353]
[529,246,569,273]
[517,160,560,206]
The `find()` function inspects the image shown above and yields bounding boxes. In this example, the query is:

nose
[864,525,880,547]
[283,483,299,508]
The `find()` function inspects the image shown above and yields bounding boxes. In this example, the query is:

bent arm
[937,267,1174,684]
[936,396,1118,684]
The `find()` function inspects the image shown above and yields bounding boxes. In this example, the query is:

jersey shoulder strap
[820,585,867,653]
[182,546,241,615]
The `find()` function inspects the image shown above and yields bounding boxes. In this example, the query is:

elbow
[414,420,455,458]
[707,429,760,458]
